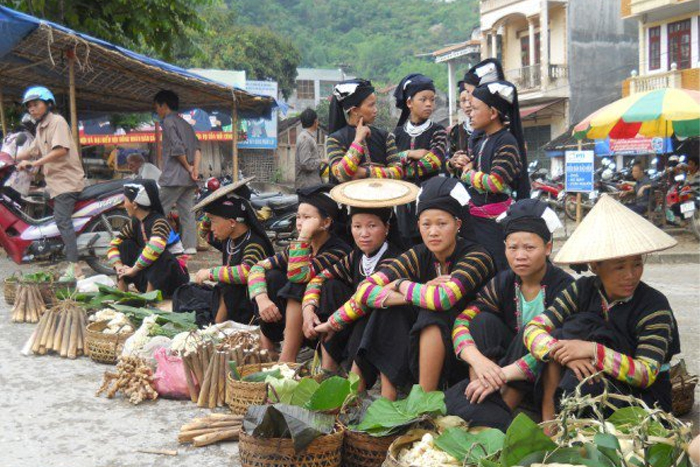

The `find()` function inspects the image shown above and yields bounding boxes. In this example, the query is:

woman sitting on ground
[107,180,189,297]
[319,177,495,399]
[524,195,681,418]
[444,199,573,432]
[248,184,351,361]
[182,179,274,326]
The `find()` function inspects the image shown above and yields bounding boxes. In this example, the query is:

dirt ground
[0,257,698,467]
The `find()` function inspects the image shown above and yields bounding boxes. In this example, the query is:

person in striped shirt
[326,79,404,184]
[523,197,681,419]
[177,180,274,326]
[248,184,351,360]
[330,177,495,399]
[107,180,188,297]
[391,73,447,247]
[444,199,573,432]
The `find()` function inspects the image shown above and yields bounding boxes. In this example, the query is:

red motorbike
[0,137,129,275]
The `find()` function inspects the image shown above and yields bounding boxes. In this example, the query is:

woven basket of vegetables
[20,272,76,306]
[239,429,344,467]
[670,360,698,416]
[4,275,19,305]
[85,320,135,364]
[343,430,398,467]
[227,362,301,415]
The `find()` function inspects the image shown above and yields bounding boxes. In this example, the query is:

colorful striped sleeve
[328,136,365,182]
[134,218,170,270]
[404,250,494,311]
[593,309,674,388]
[287,240,314,283]
[524,282,580,361]
[461,143,521,194]
[302,252,354,309]
[402,128,447,179]
[353,250,418,309]
[107,220,134,266]
[452,278,500,356]
[209,241,268,285]
[247,250,289,299]
[366,133,404,179]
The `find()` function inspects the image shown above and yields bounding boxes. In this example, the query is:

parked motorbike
[0,134,129,274]
[563,158,626,221]
[647,156,699,239]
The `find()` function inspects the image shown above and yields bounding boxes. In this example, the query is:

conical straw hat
[191,176,256,212]
[554,194,677,264]
[330,178,419,208]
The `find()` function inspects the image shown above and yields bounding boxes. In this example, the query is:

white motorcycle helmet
[602,168,614,181]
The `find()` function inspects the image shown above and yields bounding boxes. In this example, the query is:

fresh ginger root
[96,356,158,405]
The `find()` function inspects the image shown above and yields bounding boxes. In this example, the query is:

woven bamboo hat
[329,178,419,208]
[554,194,677,264]
[191,176,256,212]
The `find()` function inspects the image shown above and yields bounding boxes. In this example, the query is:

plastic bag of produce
[153,347,190,400]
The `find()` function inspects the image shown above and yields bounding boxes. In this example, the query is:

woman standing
[391,73,447,247]
[326,79,404,183]
[461,80,529,270]
[445,199,573,432]
[248,184,351,360]
[107,180,189,297]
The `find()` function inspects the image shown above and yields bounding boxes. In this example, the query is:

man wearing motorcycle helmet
[17,85,86,279]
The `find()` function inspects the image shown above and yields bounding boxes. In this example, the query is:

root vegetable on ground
[96,356,158,405]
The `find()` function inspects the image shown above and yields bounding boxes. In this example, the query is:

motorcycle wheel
[84,208,131,275]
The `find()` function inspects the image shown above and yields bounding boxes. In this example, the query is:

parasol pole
[155,121,162,169]
[576,140,583,225]
[0,86,7,137]
[67,52,81,155]
[232,96,239,182]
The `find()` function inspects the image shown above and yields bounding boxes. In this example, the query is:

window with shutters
[648,26,660,71]
[667,19,691,70]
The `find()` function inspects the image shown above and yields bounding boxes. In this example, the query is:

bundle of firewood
[96,356,158,405]
[21,300,87,358]
[177,413,243,447]
[11,284,46,323]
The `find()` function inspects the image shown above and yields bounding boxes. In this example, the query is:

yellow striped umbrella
[573,88,700,140]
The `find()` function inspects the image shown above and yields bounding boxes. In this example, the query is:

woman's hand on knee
[257,297,282,322]
[194,268,210,284]
[463,348,507,388]
[566,358,598,384]
[302,308,321,339]
[465,377,499,404]
[550,339,595,365]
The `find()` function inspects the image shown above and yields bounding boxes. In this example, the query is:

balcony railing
[624,66,698,95]
[506,64,568,91]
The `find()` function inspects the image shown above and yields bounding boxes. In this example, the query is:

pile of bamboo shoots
[177,413,243,447]
[180,331,273,409]
[11,284,46,323]
[96,356,158,405]
[21,301,87,358]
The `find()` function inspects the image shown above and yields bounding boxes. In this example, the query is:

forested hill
[227,0,480,91]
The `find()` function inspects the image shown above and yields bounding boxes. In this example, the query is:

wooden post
[576,140,583,225]
[67,53,80,154]
[0,87,7,137]
[232,98,239,182]
[155,121,163,169]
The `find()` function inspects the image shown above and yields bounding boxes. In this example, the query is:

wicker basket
[227,362,294,415]
[382,430,435,467]
[4,276,19,305]
[670,360,698,416]
[85,320,134,364]
[239,430,344,467]
[343,430,398,467]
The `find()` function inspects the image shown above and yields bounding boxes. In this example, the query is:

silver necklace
[405,119,432,138]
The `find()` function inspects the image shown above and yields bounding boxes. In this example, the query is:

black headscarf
[416,176,470,219]
[463,58,505,88]
[471,80,530,199]
[297,184,340,221]
[124,179,164,215]
[328,79,375,134]
[202,183,274,253]
[394,73,436,127]
[500,199,554,243]
[348,206,393,224]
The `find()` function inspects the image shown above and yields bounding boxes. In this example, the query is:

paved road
[0,259,698,466]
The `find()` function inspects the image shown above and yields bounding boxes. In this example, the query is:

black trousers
[470,215,508,272]
[253,269,306,343]
[117,238,188,297]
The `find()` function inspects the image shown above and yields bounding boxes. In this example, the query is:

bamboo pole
[232,98,239,182]
[67,53,80,155]
[0,87,7,137]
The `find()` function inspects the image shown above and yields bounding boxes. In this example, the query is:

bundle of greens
[111,304,196,337]
[69,285,162,309]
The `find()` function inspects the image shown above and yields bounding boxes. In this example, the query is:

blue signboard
[565,150,595,193]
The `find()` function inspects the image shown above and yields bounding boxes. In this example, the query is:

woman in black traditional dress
[175,179,275,326]
[444,199,573,432]
[326,79,404,183]
[391,73,447,247]
[248,185,351,361]
[107,180,189,297]
[460,80,529,271]
[321,177,495,399]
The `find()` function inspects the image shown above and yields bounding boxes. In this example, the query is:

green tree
[2,0,210,60]
[181,6,301,98]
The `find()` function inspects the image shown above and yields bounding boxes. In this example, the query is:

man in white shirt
[126,153,162,181]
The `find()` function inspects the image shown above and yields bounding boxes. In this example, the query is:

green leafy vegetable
[500,413,557,467]
[22,271,55,283]
[355,385,446,437]
[243,404,335,452]
[290,378,320,407]
[434,427,504,464]
[111,304,195,331]
[305,376,356,412]
[607,406,668,437]
[243,369,282,383]
[267,376,299,404]
[229,361,241,381]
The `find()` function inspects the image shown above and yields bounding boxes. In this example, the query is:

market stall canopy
[0,6,277,118]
